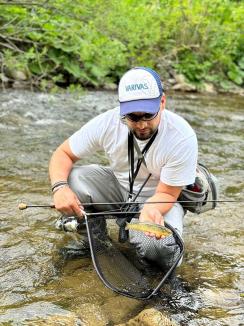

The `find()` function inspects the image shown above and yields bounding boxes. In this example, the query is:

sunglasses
[123,111,158,122]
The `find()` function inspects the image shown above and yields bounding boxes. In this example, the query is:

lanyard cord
[128,130,158,199]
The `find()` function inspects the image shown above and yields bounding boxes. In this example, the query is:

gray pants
[68,164,185,269]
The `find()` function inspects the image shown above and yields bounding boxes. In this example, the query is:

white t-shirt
[69,107,198,198]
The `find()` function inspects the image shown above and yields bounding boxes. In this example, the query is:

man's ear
[160,95,166,110]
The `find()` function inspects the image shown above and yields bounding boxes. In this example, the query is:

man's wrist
[51,180,68,192]
[53,184,69,194]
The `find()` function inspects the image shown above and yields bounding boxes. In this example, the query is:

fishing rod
[18,203,136,216]
[18,199,243,211]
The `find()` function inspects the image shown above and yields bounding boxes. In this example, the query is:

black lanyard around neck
[128,130,158,199]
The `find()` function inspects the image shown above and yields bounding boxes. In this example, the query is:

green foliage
[0,0,243,90]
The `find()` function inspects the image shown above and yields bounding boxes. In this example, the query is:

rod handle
[18,203,55,210]
[18,203,27,210]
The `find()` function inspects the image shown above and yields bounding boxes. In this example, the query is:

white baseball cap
[118,67,163,116]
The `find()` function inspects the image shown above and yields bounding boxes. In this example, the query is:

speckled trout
[125,222,172,238]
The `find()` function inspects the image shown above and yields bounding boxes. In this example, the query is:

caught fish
[125,221,172,238]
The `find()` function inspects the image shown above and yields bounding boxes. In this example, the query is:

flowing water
[0,90,243,325]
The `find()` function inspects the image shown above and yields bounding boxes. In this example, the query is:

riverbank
[1,69,243,96]
[1,1,243,95]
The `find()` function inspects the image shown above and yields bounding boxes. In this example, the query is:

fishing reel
[55,216,83,233]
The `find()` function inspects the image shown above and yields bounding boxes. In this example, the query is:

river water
[0,90,243,325]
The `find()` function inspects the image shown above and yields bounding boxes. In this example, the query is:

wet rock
[9,69,28,81]
[0,73,9,83]
[103,83,117,91]
[202,83,216,94]
[0,302,82,325]
[115,308,179,326]
[172,82,196,92]
[174,74,187,84]
[171,74,196,92]
[25,315,84,325]
[13,80,28,89]
[76,303,109,325]
[167,78,176,85]
[201,288,241,307]
[102,296,142,324]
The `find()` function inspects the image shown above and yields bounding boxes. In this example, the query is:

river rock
[174,74,187,84]
[103,82,117,91]
[115,308,179,326]
[202,82,216,94]
[76,303,109,326]
[0,301,82,325]
[172,82,196,92]
[167,78,176,85]
[171,73,196,92]
[12,80,28,89]
[0,72,9,83]
[25,315,84,325]
[102,296,142,324]
[9,69,28,81]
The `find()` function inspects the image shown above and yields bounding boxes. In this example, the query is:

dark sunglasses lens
[126,113,156,122]
[126,114,141,122]
[143,113,155,120]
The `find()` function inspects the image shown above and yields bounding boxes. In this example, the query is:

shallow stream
[0,90,243,325]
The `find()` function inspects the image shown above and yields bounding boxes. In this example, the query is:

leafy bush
[0,0,243,90]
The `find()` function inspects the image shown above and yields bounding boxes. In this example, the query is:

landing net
[85,215,184,300]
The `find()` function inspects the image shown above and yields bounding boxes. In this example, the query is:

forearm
[49,141,84,217]
[141,192,175,217]
[49,149,73,184]
[139,182,182,225]
[49,140,79,185]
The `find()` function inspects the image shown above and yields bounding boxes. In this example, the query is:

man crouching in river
[49,67,198,270]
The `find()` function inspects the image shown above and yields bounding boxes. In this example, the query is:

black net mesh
[85,216,184,300]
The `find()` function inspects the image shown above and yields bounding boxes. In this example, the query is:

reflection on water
[0,90,243,325]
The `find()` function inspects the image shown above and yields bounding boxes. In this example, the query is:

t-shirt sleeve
[160,134,198,186]
[68,114,106,158]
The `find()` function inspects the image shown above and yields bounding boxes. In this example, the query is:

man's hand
[138,182,182,239]
[139,207,164,239]
[53,186,84,219]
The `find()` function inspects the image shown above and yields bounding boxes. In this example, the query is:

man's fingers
[75,197,83,208]
[154,212,163,225]
[74,197,85,218]
[71,202,84,218]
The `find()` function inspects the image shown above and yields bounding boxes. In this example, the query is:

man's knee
[129,231,181,269]
[164,203,185,235]
[68,166,94,202]
[67,164,125,210]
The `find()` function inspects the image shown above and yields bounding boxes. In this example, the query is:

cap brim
[120,97,161,116]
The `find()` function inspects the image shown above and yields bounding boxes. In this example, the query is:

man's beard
[132,127,157,140]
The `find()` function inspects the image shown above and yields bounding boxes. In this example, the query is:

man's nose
[136,120,148,128]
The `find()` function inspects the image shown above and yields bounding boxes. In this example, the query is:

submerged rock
[76,303,109,326]
[0,302,82,325]
[102,296,142,324]
[25,315,84,325]
[115,308,179,326]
